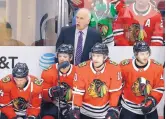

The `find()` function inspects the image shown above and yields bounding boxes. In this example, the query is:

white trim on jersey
[121,99,156,115]
[121,96,156,115]
[56,63,73,76]
[82,101,109,109]
[115,1,120,8]
[80,102,110,119]
[132,59,151,71]
[73,87,85,93]
[109,84,123,92]
[132,3,151,16]
[151,36,163,40]
[151,40,164,44]
[90,61,106,74]
[153,87,165,94]
[72,91,84,95]
[113,29,124,36]
[113,32,124,36]
[73,87,85,95]
[113,29,124,33]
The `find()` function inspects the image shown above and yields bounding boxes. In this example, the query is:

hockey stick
[40,13,48,40]
[57,61,70,119]
[66,0,78,25]
[37,13,48,46]
[143,95,148,119]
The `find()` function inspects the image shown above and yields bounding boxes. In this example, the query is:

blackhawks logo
[13,97,28,111]
[98,23,109,37]
[88,79,108,98]
[132,77,152,96]
[61,82,72,102]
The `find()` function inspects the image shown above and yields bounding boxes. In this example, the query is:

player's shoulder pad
[34,78,43,86]
[109,60,118,66]
[2,76,11,83]
[78,61,87,68]
[43,65,53,71]
[120,59,130,66]
[152,59,162,66]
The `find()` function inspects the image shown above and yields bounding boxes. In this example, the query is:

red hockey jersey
[109,0,126,12]
[0,75,43,119]
[120,59,164,114]
[113,3,164,46]
[41,63,76,102]
[73,60,122,118]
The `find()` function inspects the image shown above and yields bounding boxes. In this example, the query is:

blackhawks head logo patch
[2,76,11,83]
[98,23,109,38]
[34,79,43,86]
[153,60,162,66]
[88,79,108,98]
[78,62,86,67]
[110,60,118,66]
[121,59,130,66]
[13,97,28,111]
[44,65,52,71]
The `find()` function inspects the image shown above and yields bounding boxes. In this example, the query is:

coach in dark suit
[56,8,102,65]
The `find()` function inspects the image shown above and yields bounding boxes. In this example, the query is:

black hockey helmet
[91,43,109,55]
[57,44,74,57]
[133,41,151,53]
[12,62,29,78]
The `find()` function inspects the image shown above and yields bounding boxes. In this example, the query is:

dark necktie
[75,31,83,65]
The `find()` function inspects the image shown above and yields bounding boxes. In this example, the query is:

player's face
[76,10,90,30]
[58,53,71,64]
[92,53,105,67]
[136,51,150,65]
[14,77,27,89]
[136,0,150,7]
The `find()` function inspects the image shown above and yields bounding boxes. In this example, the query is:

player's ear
[134,52,137,57]
[69,55,73,62]
[104,55,108,61]
[149,50,151,56]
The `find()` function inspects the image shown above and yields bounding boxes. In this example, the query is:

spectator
[67,0,84,25]
[0,21,25,46]
[89,0,117,46]
[113,0,164,46]
[56,8,102,65]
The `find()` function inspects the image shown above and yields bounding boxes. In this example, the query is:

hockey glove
[141,96,157,114]
[61,103,72,119]
[68,106,80,119]
[105,107,120,119]
[48,86,64,98]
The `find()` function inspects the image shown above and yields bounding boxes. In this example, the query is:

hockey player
[40,44,76,119]
[120,41,164,119]
[69,43,123,119]
[0,62,43,119]
[113,0,164,46]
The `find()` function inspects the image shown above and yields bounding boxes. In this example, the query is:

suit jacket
[56,25,102,63]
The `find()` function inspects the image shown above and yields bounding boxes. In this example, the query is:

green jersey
[89,3,117,44]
